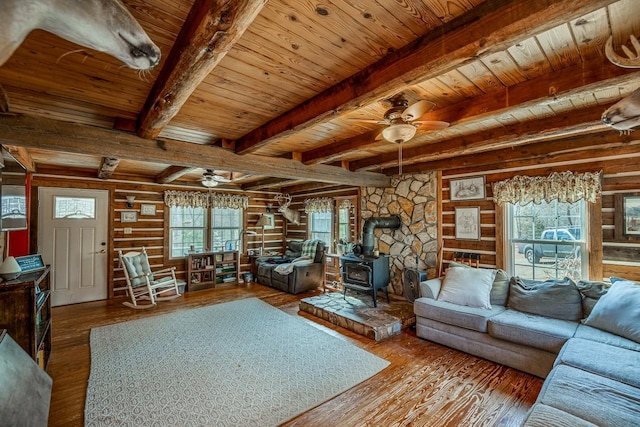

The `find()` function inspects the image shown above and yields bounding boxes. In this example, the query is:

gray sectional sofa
[414,267,640,426]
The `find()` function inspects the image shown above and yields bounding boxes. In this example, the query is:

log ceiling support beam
[137,0,267,139]
[234,0,619,155]
[156,165,199,184]
[394,131,639,174]
[2,145,36,172]
[97,157,120,180]
[304,60,639,166]
[353,103,615,172]
[0,114,390,187]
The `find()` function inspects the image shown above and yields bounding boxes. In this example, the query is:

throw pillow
[437,267,496,309]
[508,277,582,321]
[576,280,610,318]
[584,280,640,343]
[446,261,509,306]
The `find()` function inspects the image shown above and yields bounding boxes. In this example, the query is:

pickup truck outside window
[508,200,586,281]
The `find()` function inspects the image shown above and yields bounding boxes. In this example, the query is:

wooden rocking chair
[119,247,184,309]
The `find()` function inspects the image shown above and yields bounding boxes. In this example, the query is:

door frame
[31,182,114,299]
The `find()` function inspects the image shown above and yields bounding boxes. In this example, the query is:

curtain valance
[492,171,602,205]
[304,197,333,213]
[164,191,249,209]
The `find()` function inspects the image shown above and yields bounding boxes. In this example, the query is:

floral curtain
[164,191,249,209]
[304,197,333,213]
[492,171,602,205]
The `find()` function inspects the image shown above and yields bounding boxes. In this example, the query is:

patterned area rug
[85,298,389,426]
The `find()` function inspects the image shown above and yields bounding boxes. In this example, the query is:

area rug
[84,298,389,426]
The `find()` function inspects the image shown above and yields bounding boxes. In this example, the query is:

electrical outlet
[124,227,133,235]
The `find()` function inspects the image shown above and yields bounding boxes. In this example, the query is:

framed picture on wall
[121,211,137,223]
[140,204,156,216]
[455,207,481,240]
[450,176,486,201]
[615,193,640,239]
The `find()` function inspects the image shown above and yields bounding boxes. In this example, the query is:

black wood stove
[340,253,390,307]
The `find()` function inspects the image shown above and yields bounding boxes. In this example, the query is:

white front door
[38,188,109,306]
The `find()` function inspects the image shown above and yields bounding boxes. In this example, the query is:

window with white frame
[309,211,332,245]
[507,199,587,281]
[169,206,244,258]
[210,208,243,252]
[169,206,206,258]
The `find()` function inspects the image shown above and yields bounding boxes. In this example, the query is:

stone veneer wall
[361,172,438,296]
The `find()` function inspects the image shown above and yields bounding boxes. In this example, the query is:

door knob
[92,249,107,254]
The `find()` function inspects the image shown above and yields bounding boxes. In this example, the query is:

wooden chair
[119,247,183,309]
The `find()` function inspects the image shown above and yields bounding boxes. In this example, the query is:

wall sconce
[125,195,136,208]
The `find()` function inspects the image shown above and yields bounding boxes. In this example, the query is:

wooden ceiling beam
[137,0,267,139]
[97,157,120,180]
[305,59,638,165]
[352,103,614,171]
[241,177,297,191]
[2,145,36,172]
[394,130,638,174]
[234,0,619,155]
[280,181,346,195]
[0,114,390,187]
[156,165,199,184]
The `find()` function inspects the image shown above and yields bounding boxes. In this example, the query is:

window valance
[492,171,602,205]
[304,197,333,213]
[164,191,249,209]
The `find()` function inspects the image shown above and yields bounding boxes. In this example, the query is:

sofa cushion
[576,280,609,318]
[488,310,577,353]
[574,324,640,352]
[414,297,504,333]
[584,280,640,343]
[447,261,509,306]
[522,404,597,427]
[536,365,640,427]
[508,277,582,321]
[555,338,640,388]
[437,267,495,309]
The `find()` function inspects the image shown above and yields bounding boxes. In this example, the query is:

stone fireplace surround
[361,172,438,296]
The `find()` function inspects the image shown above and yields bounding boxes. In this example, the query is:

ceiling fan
[201,169,230,188]
[350,93,449,173]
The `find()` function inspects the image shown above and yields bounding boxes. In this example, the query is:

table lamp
[0,256,22,280]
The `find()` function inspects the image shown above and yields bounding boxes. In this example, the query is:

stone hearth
[299,292,415,341]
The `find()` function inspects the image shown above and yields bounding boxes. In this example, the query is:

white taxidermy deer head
[0,0,161,70]
[274,193,300,225]
[602,35,640,132]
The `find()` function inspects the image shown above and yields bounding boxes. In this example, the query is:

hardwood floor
[47,284,542,426]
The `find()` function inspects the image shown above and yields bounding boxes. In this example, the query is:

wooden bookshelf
[0,267,52,370]
[186,251,240,291]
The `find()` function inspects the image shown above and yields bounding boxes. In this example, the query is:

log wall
[29,174,279,298]
[440,144,640,282]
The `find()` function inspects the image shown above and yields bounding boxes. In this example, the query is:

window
[210,208,242,252]
[169,207,206,258]
[338,206,350,242]
[169,206,243,258]
[507,200,587,281]
[54,196,95,219]
[309,211,332,245]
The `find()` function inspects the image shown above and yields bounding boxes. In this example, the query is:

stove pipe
[362,215,401,255]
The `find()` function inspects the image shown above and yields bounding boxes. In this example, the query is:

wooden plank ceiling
[0,0,639,190]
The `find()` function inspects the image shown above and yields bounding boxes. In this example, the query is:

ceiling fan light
[382,123,417,144]
[201,178,218,188]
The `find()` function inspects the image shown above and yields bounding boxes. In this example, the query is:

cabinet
[186,251,240,291]
[0,267,52,370]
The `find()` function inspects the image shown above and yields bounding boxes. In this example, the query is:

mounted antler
[602,35,640,132]
[274,193,300,225]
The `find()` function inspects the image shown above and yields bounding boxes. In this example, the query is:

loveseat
[414,264,640,426]
[255,240,326,294]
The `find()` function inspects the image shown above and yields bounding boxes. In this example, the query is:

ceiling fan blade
[415,121,450,131]
[348,118,389,124]
[402,100,435,121]
[211,175,231,182]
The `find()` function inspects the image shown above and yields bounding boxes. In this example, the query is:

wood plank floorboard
[47,284,542,426]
